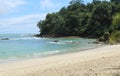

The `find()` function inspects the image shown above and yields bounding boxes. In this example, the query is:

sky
[0,0,93,34]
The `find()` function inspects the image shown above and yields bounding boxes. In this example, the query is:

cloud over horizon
[0,0,93,34]
[0,13,47,34]
[0,0,69,33]
[0,13,46,25]
[0,0,26,14]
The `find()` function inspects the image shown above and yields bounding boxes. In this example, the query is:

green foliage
[93,0,101,4]
[37,0,120,41]
[86,2,112,37]
[111,2,120,14]
[109,30,120,44]
[111,0,120,4]
[112,13,120,30]
[37,13,65,37]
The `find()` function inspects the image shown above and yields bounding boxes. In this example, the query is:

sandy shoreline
[0,45,120,76]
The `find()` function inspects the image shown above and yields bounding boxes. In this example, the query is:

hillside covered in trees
[37,0,120,43]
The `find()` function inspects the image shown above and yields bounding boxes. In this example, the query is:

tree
[87,3,94,12]
[76,13,91,36]
[111,2,120,14]
[93,0,101,4]
[111,0,120,3]
[37,0,120,39]
[49,14,65,36]
[59,7,66,16]
[37,13,66,37]
[64,11,80,35]
[86,2,112,37]
[112,13,120,30]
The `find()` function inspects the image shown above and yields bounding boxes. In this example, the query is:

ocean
[0,34,100,62]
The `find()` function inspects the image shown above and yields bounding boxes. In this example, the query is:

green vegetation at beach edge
[37,0,120,44]
[109,30,120,44]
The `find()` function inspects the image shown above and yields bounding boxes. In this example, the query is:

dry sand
[0,45,120,76]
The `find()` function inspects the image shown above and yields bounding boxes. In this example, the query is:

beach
[0,45,120,76]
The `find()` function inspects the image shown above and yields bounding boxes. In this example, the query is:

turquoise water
[0,34,100,61]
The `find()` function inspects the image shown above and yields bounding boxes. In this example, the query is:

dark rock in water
[93,41,99,44]
[53,40,59,42]
[97,36,105,42]
[1,38,9,40]
[71,41,81,44]
[88,41,99,44]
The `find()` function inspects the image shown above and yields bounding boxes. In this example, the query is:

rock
[71,41,81,44]
[53,40,59,42]
[1,38,9,40]
[92,41,99,44]
[88,41,99,44]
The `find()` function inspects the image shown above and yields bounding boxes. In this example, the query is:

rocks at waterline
[0,38,9,40]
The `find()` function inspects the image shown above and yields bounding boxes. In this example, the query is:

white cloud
[0,13,46,25]
[0,0,26,14]
[40,0,54,8]
[0,13,47,33]
[40,0,61,10]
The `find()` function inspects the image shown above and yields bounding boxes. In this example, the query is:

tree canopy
[37,0,120,38]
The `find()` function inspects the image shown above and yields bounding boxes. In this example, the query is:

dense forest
[37,0,120,44]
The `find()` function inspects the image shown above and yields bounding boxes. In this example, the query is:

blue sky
[0,0,93,34]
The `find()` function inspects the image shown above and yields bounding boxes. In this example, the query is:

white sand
[0,45,120,76]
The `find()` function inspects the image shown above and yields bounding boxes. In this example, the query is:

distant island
[37,0,120,44]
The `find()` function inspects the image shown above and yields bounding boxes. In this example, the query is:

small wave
[64,40,81,44]
[33,50,60,56]
[49,40,81,45]
[49,41,66,45]
[11,37,43,40]
[8,56,17,59]
[64,40,73,43]
[20,34,26,37]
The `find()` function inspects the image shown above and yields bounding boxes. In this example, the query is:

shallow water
[0,34,100,61]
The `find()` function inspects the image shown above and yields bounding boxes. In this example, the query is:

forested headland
[37,0,120,44]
